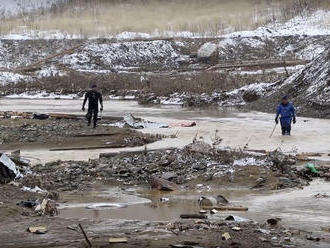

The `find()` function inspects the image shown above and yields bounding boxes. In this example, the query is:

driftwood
[180,214,207,219]
[78,224,92,248]
[49,144,126,151]
[73,133,119,137]
[202,206,248,211]
[99,148,176,158]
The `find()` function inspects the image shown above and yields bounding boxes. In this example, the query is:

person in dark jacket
[275,96,296,135]
[82,84,103,128]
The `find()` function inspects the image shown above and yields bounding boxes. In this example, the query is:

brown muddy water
[1,98,330,245]
[1,98,330,164]
[56,181,330,236]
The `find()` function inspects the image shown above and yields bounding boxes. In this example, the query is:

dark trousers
[87,107,98,127]
[280,118,292,135]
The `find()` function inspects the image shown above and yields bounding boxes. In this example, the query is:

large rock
[151,176,180,191]
[197,42,218,64]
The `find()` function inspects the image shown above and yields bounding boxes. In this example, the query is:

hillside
[250,46,330,118]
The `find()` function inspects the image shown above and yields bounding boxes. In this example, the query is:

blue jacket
[276,103,295,125]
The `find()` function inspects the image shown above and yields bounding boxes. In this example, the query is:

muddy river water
[1,98,330,243]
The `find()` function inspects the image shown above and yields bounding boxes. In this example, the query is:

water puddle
[57,180,330,237]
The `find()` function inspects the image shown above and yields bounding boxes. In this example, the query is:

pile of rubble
[18,142,320,192]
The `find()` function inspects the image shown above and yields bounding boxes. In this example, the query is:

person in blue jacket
[275,96,296,135]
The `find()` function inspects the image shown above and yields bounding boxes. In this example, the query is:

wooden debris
[73,133,119,137]
[50,144,126,151]
[109,237,128,243]
[99,148,176,158]
[180,214,207,219]
[202,206,248,211]
[78,223,92,248]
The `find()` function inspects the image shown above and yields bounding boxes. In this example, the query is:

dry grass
[1,0,329,37]
[0,69,286,97]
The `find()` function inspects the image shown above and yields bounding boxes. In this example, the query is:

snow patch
[5,92,80,99]
[0,71,31,85]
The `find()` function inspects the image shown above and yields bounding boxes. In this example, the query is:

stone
[151,176,180,191]
[222,232,231,240]
[197,42,218,64]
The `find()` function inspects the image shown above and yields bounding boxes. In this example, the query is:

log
[180,214,207,219]
[49,144,126,151]
[202,206,248,211]
[99,148,176,158]
[73,133,119,137]
[78,223,92,248]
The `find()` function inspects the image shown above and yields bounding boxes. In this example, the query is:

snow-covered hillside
[0,0,66,17]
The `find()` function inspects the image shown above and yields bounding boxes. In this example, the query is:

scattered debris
[109,237,128,243]
[222,232,231,240]
[35,199,58,216]
[22,186,47,194]
[160,197,170,202]
[306,163,318,174]
[0,153,22,183]
[267,218,281,226]
[321,227,330,233]
[202,206,248,211]
[314,193,329,198]
[18,200,38,208]
[67,225,80,232]
[27,226,48,234]
[306,235,321,242]
[210,209,218,215]
[78,223,92,248]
